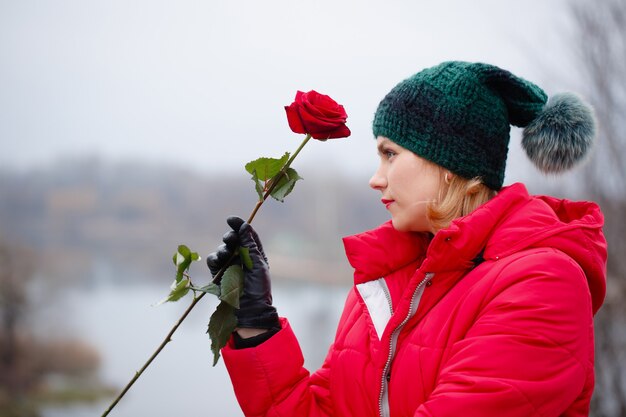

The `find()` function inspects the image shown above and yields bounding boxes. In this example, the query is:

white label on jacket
[356,278,392,340]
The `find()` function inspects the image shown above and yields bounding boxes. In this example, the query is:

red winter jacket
[223,183,607,417]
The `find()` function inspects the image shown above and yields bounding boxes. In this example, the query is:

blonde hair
[428,171,497,232]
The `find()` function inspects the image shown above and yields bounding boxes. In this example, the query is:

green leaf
[177,244,191,259]
[173,251,185,267]
[173,245,199,282]
[176,259,191,282]
[270,167,302,202]
[154,279,191,306]
[194,282,221,297]
[239,247,253,270]
[169,279,191,302]
[219,265,244,308]
[245,153,290,181]
[207,301,237,366]
[249,170,264,201]
[173,246,190,281]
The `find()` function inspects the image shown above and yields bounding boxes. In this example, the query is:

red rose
[284,90,351,140]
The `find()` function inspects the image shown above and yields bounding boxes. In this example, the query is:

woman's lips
[381,198,394,209]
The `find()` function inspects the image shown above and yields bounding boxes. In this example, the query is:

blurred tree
[568,0,626,415]
[0,241,37,416]
[0,240,104,416]
[0,241,35,397]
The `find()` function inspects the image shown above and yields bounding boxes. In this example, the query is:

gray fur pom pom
[522,92,596,173]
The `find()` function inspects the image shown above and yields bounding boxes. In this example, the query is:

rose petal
[302,93,341,118]
[310,124,351,140]
[307,92,345,118]
[325,124,351,139]
[284,104,306,134]
[300,101,346,128]
[299,108,342,132]
[302,92,347,122]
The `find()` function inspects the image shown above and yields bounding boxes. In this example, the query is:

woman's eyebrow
[377,140,394,155]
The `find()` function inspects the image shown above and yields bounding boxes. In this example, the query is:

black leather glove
[206,216,279,330]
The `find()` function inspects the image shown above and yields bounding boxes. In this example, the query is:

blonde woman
[207,61,606,417]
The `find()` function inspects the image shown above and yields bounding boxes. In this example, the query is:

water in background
[40,279,349,417]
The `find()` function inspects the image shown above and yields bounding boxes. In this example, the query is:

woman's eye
[384,150,396,159]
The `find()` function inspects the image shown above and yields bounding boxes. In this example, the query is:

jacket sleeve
[222,317,334,417]
[415,251,595,417]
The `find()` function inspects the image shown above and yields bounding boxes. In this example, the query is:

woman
[207,61,607,417]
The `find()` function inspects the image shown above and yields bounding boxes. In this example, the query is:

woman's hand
[206,217,279,337]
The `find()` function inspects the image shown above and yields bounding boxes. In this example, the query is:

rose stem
[101,133,312,417]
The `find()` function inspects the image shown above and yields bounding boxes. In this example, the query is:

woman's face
[369,136,443,233]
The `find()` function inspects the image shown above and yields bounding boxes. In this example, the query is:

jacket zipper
[379,277,393,316]
[378,272,434,417]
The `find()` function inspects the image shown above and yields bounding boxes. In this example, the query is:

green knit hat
[373,61,596,190]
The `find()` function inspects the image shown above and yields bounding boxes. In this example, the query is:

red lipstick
[381,198,394,209]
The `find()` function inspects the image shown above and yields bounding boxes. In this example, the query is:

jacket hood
[343,182,607,314]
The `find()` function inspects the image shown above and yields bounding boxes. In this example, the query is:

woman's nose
[369,167,387,190]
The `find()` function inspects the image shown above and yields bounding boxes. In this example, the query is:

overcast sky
[1,0,577,182]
